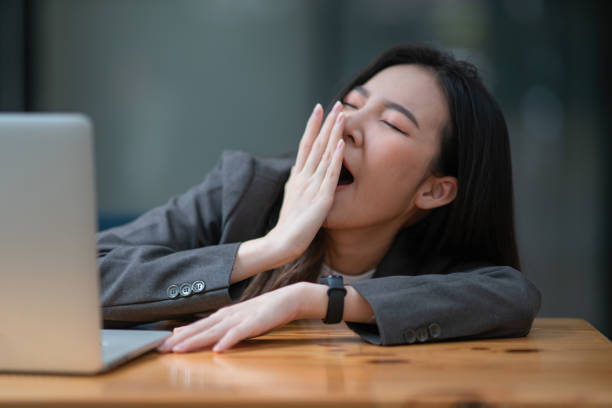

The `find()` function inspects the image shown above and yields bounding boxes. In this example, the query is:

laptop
[0,113,170,374]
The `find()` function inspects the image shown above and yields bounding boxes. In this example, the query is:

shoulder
[216,149,294,185]
[215,150,294,204]
[188,149,294,214]
[377,225,514,278]
[213,150,294,236]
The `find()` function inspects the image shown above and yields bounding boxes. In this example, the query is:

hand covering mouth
[338,160,354,186]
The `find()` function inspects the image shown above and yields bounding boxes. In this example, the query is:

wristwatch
[319,274,347,324]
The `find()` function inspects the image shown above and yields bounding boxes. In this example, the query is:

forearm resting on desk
[157,281,375,353]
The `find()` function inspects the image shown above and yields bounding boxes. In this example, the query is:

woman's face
[323,64,452,231]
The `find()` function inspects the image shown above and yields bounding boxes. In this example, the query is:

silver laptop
[0,113,170,374]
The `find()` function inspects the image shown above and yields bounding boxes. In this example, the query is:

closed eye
[342,99,408,135]
[381,120,408,136]
[341,101,358,109]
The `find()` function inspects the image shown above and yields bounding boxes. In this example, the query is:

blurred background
[1,0,610,337]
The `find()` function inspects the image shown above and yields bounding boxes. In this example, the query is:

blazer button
[167,285,179,299]
[428,322,441,338]
[192,280,206,293]
[179,283,192,297]
[403,329,417,344]
[416,327,429,342]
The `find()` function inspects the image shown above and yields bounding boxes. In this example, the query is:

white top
[319,263,376,284]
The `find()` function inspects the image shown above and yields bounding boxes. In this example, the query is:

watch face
[327,275,344,289]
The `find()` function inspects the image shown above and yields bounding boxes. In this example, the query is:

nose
[341,108,364,148]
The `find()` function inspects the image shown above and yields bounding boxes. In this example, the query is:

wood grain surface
[0,318,611,407]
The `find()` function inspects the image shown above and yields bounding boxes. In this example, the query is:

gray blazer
[97,150,542,346]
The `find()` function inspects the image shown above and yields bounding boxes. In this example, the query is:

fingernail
[333,101,341,112]
[172,344,185,352]
[336,112,344,123]
[336,139,344,150]
[312,103,321,116]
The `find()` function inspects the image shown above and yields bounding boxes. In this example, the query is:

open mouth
[338,161,354,186]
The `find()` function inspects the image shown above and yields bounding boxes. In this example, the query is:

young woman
[97,44,541,353]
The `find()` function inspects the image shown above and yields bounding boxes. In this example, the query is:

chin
[322,206,357,230]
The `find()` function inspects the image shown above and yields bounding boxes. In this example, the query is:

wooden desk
[0,318,611,407]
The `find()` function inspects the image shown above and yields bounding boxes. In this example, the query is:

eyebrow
[353,86,421,129]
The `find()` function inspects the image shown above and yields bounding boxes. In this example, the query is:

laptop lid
[0,114,104,373]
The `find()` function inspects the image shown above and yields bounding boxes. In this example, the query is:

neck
[323,222,402,276]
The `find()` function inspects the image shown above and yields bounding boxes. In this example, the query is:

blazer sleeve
[97,152,251,325]
[345,266,542,345]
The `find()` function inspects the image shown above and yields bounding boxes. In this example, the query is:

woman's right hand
[265,101,346,263]
[229,102,345,284]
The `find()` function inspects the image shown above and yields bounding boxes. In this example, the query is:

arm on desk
[157,281,373,353]
[98,151,260,325]
[157,265,541,352]
[346,265,542,345]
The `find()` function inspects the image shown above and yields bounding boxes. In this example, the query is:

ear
[414,175,458,210]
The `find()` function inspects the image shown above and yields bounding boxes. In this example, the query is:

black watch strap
[319,275,347,324]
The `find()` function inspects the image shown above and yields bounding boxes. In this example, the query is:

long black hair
[241,44,520,300]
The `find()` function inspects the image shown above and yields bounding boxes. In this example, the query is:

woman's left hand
[157,283,307,353]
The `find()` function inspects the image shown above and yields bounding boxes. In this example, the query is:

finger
[294,104,322,172]
[212,326,246,353]
[172,320,233,353]
[304,101,340,174]
[320,139,345,194]
[303,101,342,174]
[158,313,223,352]
[314,111,344,180]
